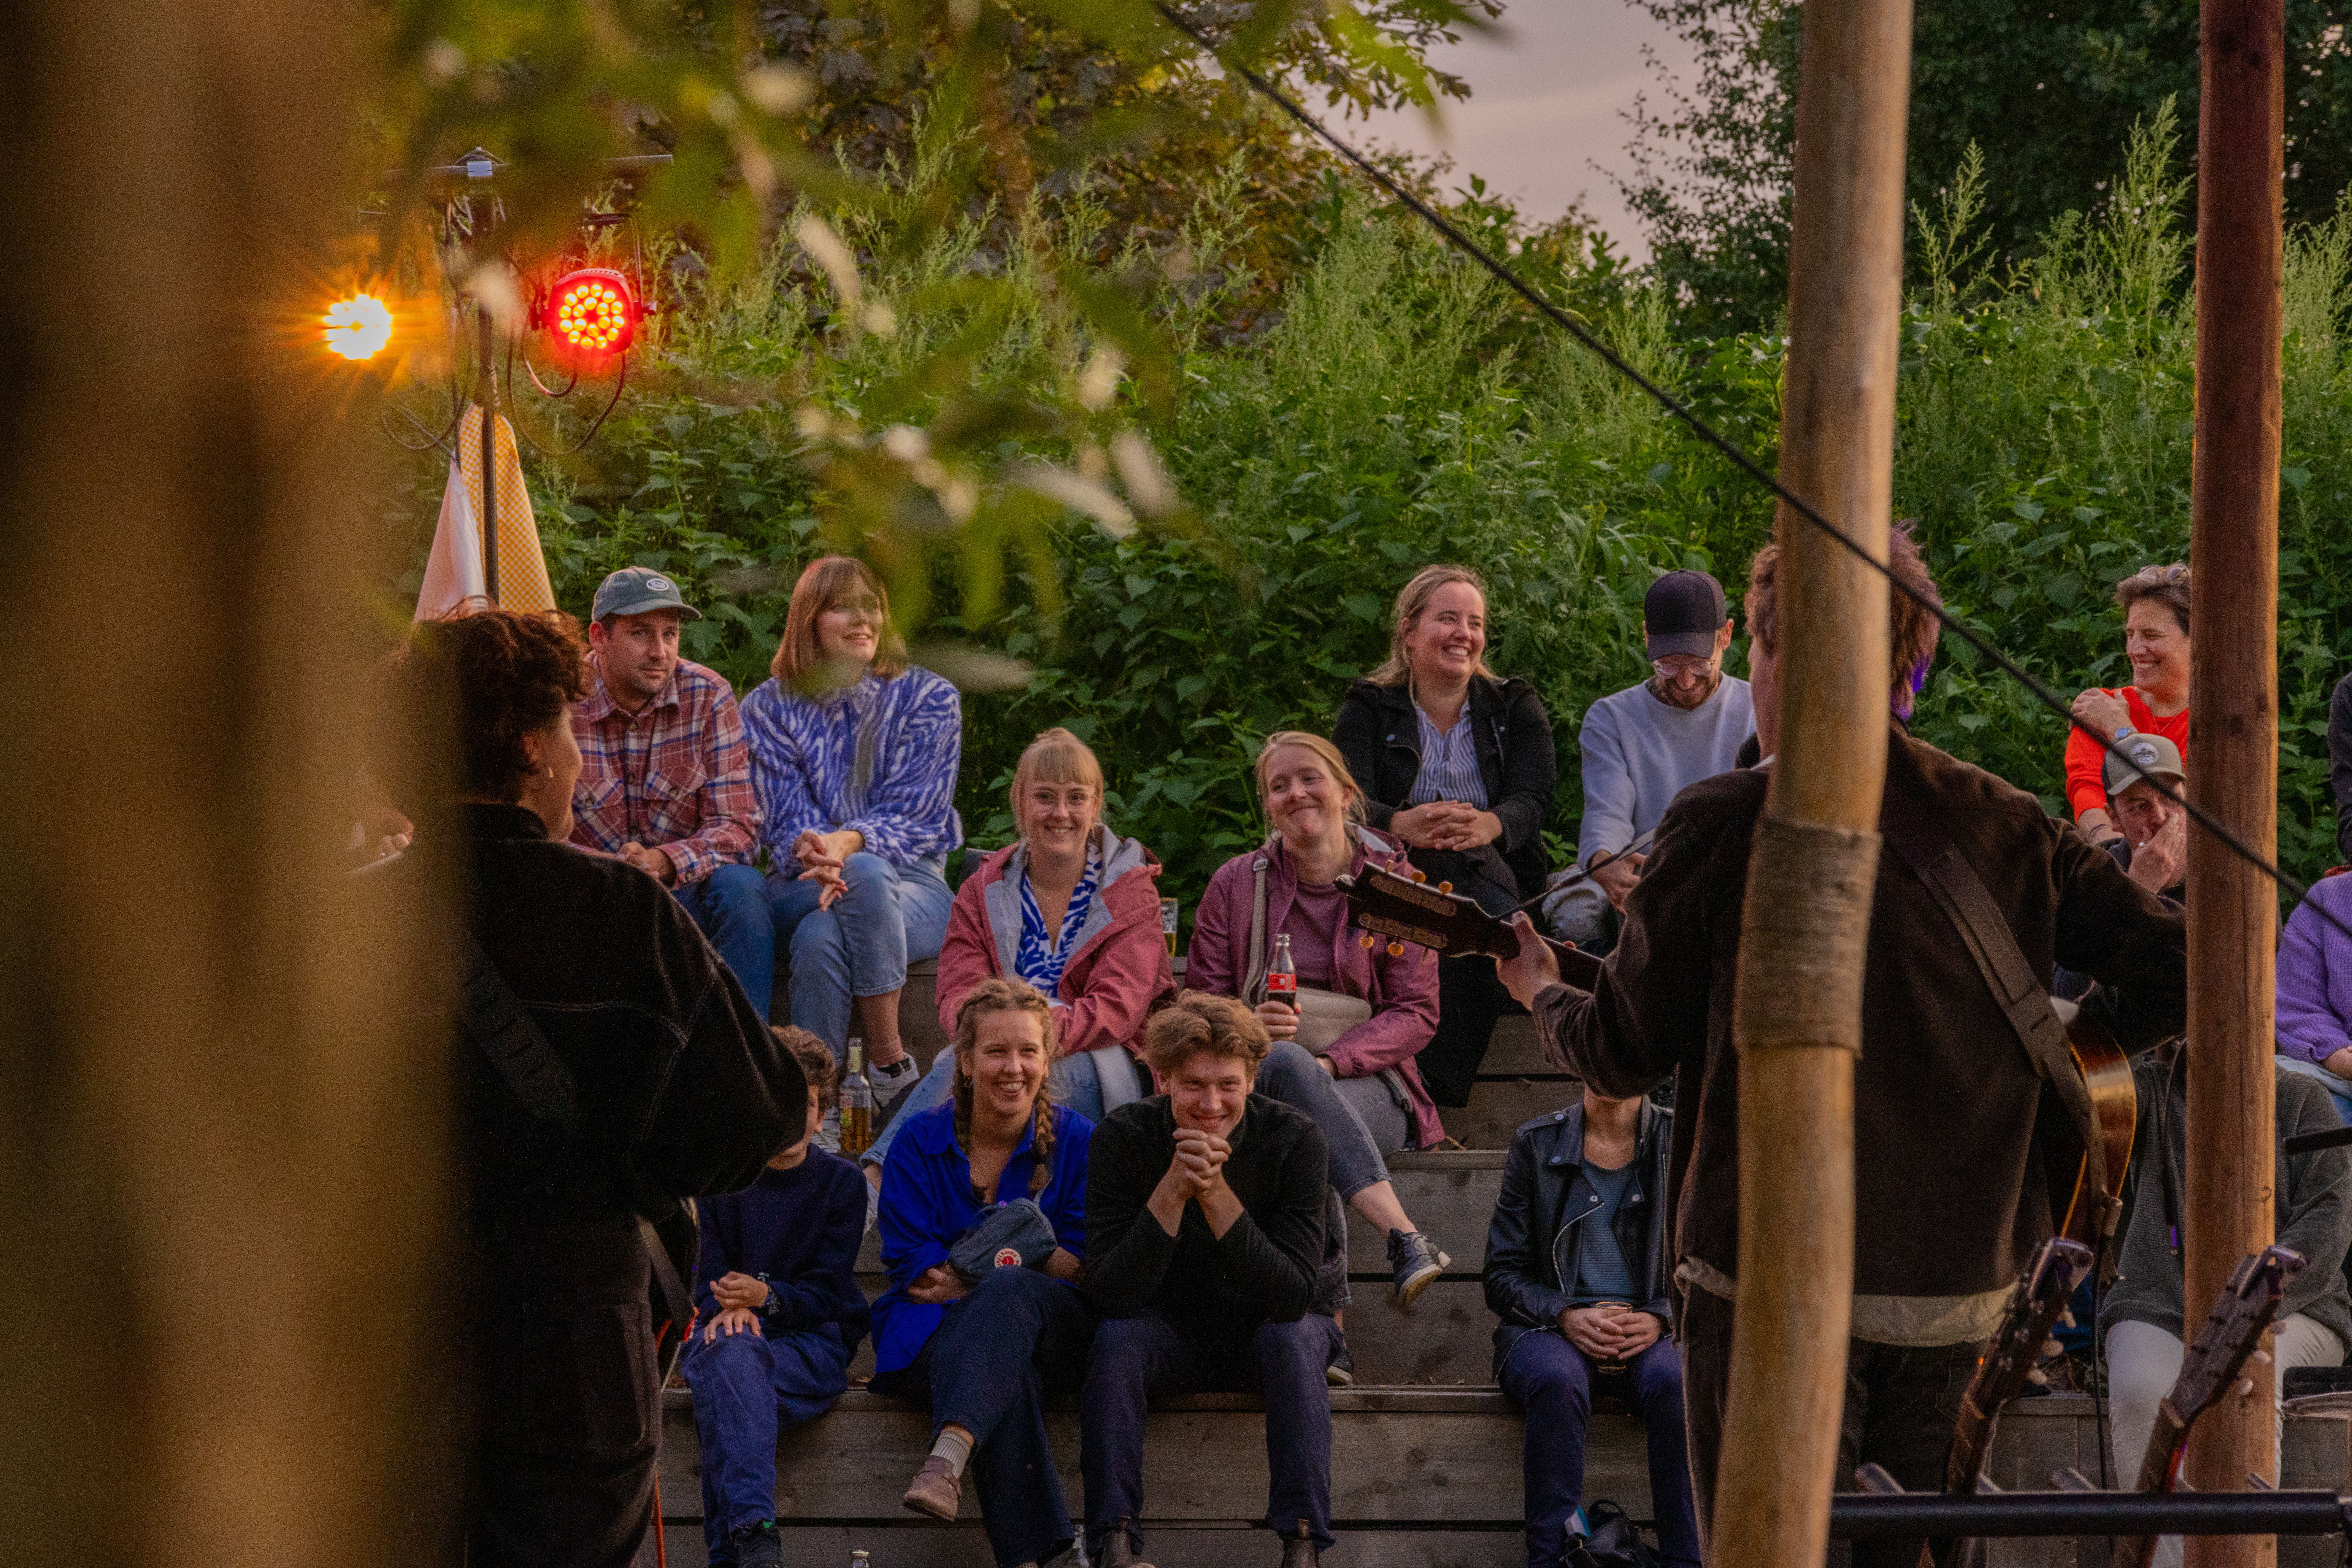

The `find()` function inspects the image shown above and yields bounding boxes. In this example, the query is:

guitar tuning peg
[2251,1349,2274,1367]
[1411,870,1427,884]
[2041,1340,2063,1358]
[1438,880,1452,894]
[1359,932,1377,949]
[1387,941,1405,957]
[2236,1378,2256,1400]
[2026,1367,2049,1386]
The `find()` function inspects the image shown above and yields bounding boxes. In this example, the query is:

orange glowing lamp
[323,293,394,361]
[540,267,639,365]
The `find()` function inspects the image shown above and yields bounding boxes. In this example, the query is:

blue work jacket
[872,1098,1094,1375]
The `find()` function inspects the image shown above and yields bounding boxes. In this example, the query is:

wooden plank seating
[637,1395,2352,1568]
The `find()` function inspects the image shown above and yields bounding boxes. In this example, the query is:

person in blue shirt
[682,1027,872,1568]
[1481,1085,1698,1568]
[871,978,1096,1568]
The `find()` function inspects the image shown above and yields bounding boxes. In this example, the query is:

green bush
[375,109,2352,912]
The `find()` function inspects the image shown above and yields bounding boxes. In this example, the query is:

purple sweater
[2280,874,2352,1066]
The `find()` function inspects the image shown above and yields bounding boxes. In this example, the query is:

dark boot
[1278,1519,1321,1567]
[1099,1517,1156,1568]
[725,1518,783,1568]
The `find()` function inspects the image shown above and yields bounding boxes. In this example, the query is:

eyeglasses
[1651,656,1716,679]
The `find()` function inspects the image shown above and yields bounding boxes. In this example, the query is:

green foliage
[381,105,2352,911]
[1620,0,2352,333]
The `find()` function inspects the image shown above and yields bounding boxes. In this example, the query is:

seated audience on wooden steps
[567,566,774,1020]
[1187,731,1450,1341]
[367,607,805,1568]
[871,978,1097,1568]
[1334,564,1557,1106]
[741,554,963,1134]
[1500,525,2189,1568]
[1484,1083,1700,1568]
[862,726,1176,1183]
[2277,861,2352,1125]
[2102,1042,2352,1568]
[1545,568,1751,956]
[1082,991,1338,1568]
[684,1027,872,1568]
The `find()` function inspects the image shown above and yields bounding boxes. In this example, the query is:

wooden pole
[2182,0,2285,1554]
[1712,0,1912,1561]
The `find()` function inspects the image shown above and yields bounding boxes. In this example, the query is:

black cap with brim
[1644,569,1728,659]
[592,566,702,622]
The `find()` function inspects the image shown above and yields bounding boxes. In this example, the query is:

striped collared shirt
[1405,701,1489,808]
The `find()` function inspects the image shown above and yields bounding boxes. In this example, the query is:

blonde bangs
[1010,727,1106,814]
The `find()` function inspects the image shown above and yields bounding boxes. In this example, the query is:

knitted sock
[929,1426,974,1479]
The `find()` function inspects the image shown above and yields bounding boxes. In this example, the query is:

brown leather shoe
[1099,1518,1155,1568]
[1278,1520,1321,1568]
[901,1454,962,1520]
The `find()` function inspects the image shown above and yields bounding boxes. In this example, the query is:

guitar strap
[432,923,697,1359]
[1877,797,2113,1216]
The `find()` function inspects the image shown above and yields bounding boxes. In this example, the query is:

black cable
[1149,2,2352,946]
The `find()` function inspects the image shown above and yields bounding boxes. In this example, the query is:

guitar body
[2048,1008,2137,1256]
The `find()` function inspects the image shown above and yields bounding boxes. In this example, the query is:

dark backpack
[1565,1500,1664,1568]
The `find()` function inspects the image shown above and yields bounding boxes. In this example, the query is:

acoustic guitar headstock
[2169,1244,2304,1423]
[1335,865,1604,989]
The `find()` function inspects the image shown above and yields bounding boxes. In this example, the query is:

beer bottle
[850,1551,872,1568]
[1267,932,1298,1013]
[839,1041,874,1156]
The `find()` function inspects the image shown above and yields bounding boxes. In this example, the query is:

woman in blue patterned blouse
[742,556,963,1121]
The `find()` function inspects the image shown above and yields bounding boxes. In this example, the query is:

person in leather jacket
[1483,1087,1698,1568]
[369,608,804,1568]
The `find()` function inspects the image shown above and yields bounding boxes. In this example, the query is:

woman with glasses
[1333,564,1559,1107]
[2066,564,2192,849]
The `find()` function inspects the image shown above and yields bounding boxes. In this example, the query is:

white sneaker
[815,1106,842,1154]
[871,1053,922,1112]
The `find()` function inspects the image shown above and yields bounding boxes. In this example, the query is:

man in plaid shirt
[570,567,777,1018]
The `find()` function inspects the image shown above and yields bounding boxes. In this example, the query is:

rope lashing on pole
[1146,2,2348,944]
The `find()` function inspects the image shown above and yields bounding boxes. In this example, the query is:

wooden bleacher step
[640,1396,2352,1568]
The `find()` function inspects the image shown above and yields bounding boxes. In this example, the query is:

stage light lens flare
[323,293,394,361]
[541,268,639,364]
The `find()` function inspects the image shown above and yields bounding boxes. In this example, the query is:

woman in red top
[2066,563,2191,843]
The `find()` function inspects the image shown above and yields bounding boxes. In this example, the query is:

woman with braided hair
[869,978,1097,1568]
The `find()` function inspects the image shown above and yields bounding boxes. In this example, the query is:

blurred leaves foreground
[350,0,1497,639]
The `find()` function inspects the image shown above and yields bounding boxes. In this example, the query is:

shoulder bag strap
[1243,848,1272,1004]
[1876,797,2105,1191]
[431,924,694,1340]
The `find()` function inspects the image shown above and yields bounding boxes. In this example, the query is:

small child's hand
[704,1305,763,1343]
[711,1271,771,1311]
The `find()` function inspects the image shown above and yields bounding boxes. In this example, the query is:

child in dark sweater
[685,1028,873,1568]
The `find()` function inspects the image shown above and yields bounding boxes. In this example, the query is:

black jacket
[381,804,805,1227]
[1084,1094,1330,1327]
[1483,1100,1674,1378]
[1333,673,1559,910]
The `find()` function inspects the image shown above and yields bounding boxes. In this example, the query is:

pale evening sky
[1358,0,1696,261]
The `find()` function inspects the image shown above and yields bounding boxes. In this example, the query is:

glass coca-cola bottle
[1267,931,1298,1014]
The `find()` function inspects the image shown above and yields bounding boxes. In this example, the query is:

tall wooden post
[2182,0,2285,1555]
[1711,0,1912,1560]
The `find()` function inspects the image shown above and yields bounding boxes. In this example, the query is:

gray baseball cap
[592,566,701,622]
[2103,731,2185,796]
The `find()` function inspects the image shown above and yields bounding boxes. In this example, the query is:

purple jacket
[2279,873,2352,1065]
[1186,828,1443,1148]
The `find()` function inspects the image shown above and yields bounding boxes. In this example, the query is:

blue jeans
[674,863,779,1022]
[768,853,954,1057]
[682,1323,850,1565]
[1499,1330,1700,1568]
[865,1042,1136,1168]
[2278,1053,2352,1125]
[1082,1309,1344,1554]
[869,1268,1096,1568]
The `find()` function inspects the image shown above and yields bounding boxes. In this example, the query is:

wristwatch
[754,1273,783,1317]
